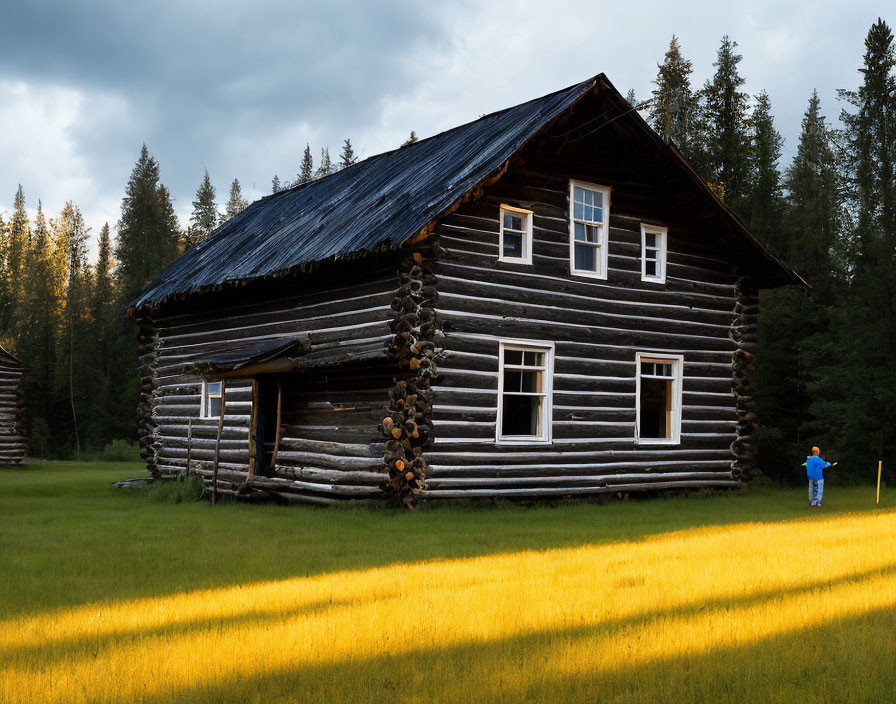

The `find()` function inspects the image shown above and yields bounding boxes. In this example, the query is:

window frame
[640,223,668,284]
[635,352,683,445]
[498,204,534,265]
[496,339,554,445]
[201,380,224,419]
[568,179,611,280]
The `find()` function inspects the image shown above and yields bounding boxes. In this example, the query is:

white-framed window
[201,380,223,419]
[496,340,554,444]
[499,204,533,264]
[569,180,611,279]
[641,223,667,283]
[635,353,683,444]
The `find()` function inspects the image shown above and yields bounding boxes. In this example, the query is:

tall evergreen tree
[755,91,841,483]
[115,145,180,303]
[783,92,841,281]
[6,185,30,328]
[339,138,357,168]
[747,91,785,247]
[223,178,249,222]
[299,144,314,184]
[92,223,114,373]
[17,204,61,456]
[53,202,90,457]
[314,147,333,179]
[87,223,117,448]
[650,36,698,155]
[185,169,217,248]
[699,36,752,212]
[272,174,282,194]
[815,18,896,473]
[112,145,180,445]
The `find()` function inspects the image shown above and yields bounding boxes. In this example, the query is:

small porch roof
[186,336,392,378]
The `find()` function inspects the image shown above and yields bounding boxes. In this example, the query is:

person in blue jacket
[805,446,831,508]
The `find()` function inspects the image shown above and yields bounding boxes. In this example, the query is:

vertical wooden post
[247,378,258,484]
[269,380,283,470]
[186,417,193,479]
[212,380,226,506]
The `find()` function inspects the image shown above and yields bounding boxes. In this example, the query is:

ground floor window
[497,340,553,443]
[201,380,223,418]
[636,353,682,444]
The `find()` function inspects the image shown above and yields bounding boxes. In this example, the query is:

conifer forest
[2,20,895,486]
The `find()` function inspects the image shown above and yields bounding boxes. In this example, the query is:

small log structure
[130,74,806,506]
[0,346,26,465]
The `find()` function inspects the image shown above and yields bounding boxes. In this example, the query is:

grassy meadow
[1,462,894,703]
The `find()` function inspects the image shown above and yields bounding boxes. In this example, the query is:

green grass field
[1,462,894,703]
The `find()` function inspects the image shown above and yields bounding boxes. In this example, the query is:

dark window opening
[640,377,672,439]
[501,395,543,436]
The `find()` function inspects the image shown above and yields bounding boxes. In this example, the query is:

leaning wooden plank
[211,379,226,505]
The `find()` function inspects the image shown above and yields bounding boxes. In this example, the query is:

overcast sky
[0,1,887,256]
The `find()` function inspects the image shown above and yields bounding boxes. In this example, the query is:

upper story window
[641,224,668,283]
[497,340,554,444]
[499,205,533,264]
[569,180,611,279]
[201,380,223,418]
[635,353,682,444]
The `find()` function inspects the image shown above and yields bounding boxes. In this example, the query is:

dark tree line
[650,21,895,484]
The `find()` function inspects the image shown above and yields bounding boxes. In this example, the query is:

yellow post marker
[877,460,882,505]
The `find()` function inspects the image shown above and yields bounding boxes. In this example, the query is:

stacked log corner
[731,277,759,482]
[0,352,26,464]
[381,239,442,507]
[136,312,161,478]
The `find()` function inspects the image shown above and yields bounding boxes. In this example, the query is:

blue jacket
[806,455,829,480]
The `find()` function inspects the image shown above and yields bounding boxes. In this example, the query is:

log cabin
[132,74,806,506]
[0,345,26,465]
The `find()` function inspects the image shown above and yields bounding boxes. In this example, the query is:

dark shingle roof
[133,77,597,309]
[134,72,806,311]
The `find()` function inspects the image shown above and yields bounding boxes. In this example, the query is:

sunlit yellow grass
[3,510,894,703]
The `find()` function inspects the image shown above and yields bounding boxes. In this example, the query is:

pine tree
[339,138,357,168]
[699,36,752,212]
[755,93,843,483]
[17,204,61,456]
[272,174,281,193]
[92,223,114,370]
[223,178,249,222]
[783,92,841,281]
[650,36,699,155]
[816,18,896,472]
[6,185,30,328]
[747,91,785,248]
[401,131,418,147]
[299,144,314,184]
[88,223,116,448]
[625,89,638,106]
[185,169,217,248]
[314,148,333,179]
[115,145,181,303]
[53,202,90,457]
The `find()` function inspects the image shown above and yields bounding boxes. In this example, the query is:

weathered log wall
[0,350,25,465]
[143,263,400,502]
[426,164,745,498]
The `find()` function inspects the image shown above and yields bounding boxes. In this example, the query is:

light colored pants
[809,478,824,505]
